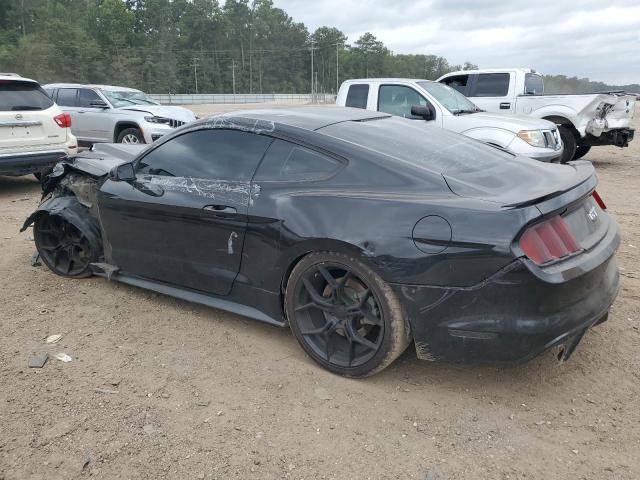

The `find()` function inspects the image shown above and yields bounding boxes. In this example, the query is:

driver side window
[378,85,429,120]
[136,129,272,181]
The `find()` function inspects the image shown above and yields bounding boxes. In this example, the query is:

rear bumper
[393,225,620,363]
[582,128,634,148]
[0,150,67,176]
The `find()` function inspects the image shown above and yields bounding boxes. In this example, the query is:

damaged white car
[438,68,636,163]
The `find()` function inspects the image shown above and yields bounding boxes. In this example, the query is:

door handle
[499,102,511,109]
[203,205,237,215]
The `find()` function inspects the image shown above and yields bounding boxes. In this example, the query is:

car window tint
[78,89,102,108]
[345,84,369,109]
[378,85,428,119]
[472,73,510,97]
[136,129,272,181]
[440,75,469,94]
[56,88,78,107]
[0,81,54,111]
[254,139,341,182]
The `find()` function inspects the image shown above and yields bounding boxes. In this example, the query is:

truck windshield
[416,81,480,114]
[524,74,544,95]
[100,89,159,107]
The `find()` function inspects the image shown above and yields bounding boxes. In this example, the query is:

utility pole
[232,59,236,95]
[315,71,318,101]
[310,38,315,102]
[192,57,199,94]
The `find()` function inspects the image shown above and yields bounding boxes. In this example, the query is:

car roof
[43,83,142,92]
[441,68,537,77]
[342,78,430,84]
[206,107,391,132]
[0,74,39,83]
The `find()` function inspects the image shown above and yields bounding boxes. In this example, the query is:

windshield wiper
[453,108,481,115]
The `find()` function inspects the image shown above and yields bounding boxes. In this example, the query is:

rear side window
[136,129,272,181]
[471,73,510,97]
[440,74,469,94]
[254,139,342,182]
[56,88,78,107]
[345,84,369,109]
[0,81,54,111]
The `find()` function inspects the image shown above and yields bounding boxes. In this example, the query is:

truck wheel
[573,146,591,160]
[558,126,577,164]
[117,128,145,144]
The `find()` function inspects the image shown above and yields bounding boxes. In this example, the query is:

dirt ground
[1,104,639,480]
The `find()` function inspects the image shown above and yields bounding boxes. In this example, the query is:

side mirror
[109,162,136,182]
[90,100,109,109]
[411,105,434,121]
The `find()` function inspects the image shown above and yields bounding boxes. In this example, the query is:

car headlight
[517,130,547,148]
[144,116,172,125]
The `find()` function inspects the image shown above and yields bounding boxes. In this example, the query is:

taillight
[54,112,71,128]
[519,215,581,265]
[592,190,606,210]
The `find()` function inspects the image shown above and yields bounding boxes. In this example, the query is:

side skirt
[91,263,286,327]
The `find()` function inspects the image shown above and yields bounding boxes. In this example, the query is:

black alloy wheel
[286,252,411,377]
[34,214,94,278]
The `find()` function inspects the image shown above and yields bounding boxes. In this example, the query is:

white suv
[0,74,77,177]
[43,83,196,145]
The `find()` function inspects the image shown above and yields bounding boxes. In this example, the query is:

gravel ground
[0,105,639,480]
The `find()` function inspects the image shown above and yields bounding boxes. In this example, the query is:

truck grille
[169,119,185,128]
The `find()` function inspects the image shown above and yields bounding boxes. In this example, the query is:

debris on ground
[31,251,42,267]
[54,352,73,363]
[28,353,49,368]
[94,388,119,395]
[45,334,63,344]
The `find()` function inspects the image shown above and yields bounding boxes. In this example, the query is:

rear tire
[117,128,145,144]
[573,145,591,160]
[285,251,411,377]
[558,126,577,164]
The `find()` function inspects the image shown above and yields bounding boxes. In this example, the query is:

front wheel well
[542,116,578,133]
[113,122,141,142]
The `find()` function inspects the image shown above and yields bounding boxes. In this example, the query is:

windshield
[100,89,158,107]
[417,81,479,114]
[524,73,544,95]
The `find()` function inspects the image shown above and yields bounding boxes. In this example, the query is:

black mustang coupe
[23,107,620,376]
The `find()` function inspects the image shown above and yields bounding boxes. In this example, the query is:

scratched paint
[143,175,253,206]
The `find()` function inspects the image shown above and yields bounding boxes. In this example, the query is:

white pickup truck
[437,68,636,163]
[336,78,563,162]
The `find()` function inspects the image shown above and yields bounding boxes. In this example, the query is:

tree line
[0,0,637,95]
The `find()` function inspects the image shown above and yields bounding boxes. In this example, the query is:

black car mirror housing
[411,105,433,121]
[110,162,136,182]
[90,100,109,109]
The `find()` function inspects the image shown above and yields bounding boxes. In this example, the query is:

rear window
[345,84,369,109]
[0,81,54,112]
[471,73,510,97]
[524,73,544,95]
[319,116,513,175]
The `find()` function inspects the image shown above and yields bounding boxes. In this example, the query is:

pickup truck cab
[336,79,563,162]
[437,68,635,163]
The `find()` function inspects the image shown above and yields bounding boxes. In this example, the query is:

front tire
[285,252,411,377]
[117,128,145,144]
[573,145,591,160]
[558,126,577,164]
[34,213,98,278]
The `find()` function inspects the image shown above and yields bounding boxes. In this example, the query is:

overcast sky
[273,0,640,85]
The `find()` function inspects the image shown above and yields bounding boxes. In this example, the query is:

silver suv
[43,84,196,145]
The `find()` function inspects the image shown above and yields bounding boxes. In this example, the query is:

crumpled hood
[63,143,148,177]
[464,112,557,133]
[118,104,196,122]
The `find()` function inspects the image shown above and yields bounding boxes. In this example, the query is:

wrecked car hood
[118,104,196,122]
[66,143,147,177]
